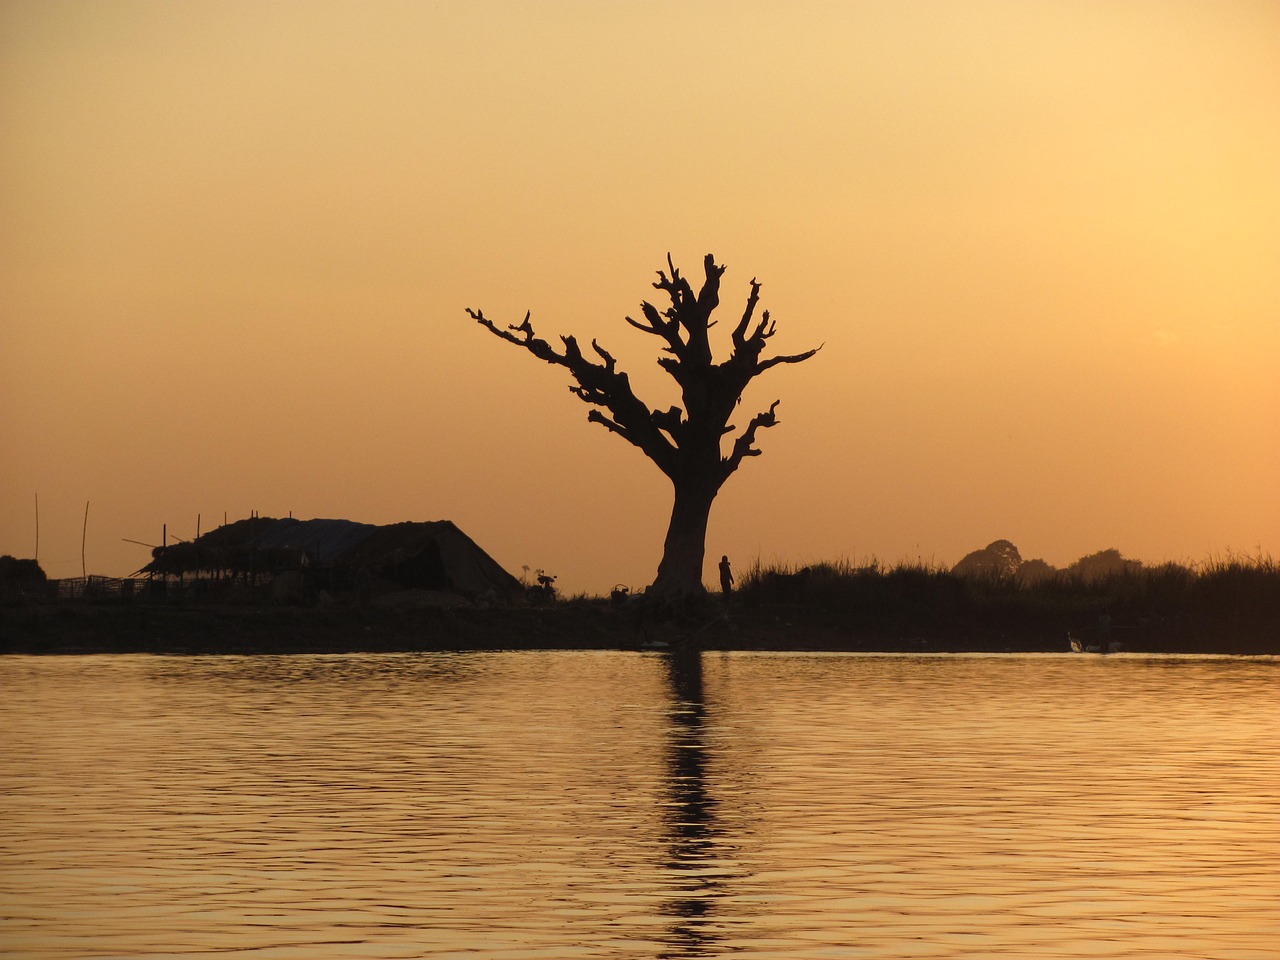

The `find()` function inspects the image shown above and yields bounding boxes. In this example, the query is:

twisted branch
[469,307,678,476]
[721,400,782,481]
[469,254,819,487]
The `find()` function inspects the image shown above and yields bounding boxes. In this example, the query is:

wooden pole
[81,501,89,579]
[34,493,39,563]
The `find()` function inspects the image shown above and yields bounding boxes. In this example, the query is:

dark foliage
[0,555,47,603]
[739,555,1279,653]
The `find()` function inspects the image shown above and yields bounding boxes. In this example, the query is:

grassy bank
[2,555,1275,655]
[738,554,1280,654]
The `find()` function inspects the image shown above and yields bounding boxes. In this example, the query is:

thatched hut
[140,517,521,601]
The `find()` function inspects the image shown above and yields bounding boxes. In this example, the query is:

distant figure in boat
[1068,612,1124,653]
[1069,614,1124,653]
[1070,635,1122,654]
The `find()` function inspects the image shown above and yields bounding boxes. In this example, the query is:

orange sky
[3,0,1277,595]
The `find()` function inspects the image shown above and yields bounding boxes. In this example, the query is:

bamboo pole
[81,501,89,579]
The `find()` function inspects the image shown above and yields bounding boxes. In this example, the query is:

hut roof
[140,516,521,597]
[335,520,521,597]
[250,518,378,562]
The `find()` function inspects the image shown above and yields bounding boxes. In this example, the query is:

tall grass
[738,553,1279,649]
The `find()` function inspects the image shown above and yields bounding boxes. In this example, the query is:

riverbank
[2,598,1275,656]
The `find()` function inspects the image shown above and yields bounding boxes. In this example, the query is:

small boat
[1068,632,1122,654]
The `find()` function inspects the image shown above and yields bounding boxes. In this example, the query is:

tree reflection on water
[659,645,726,958]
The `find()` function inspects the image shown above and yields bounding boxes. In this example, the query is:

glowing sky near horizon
[2,0,1277,595]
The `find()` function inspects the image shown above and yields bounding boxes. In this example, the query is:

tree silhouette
[951,539,1024,579]
[469,254,819,600]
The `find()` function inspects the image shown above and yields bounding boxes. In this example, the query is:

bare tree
[469,254,819,600]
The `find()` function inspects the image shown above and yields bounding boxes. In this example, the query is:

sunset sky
[3,0,1277,595]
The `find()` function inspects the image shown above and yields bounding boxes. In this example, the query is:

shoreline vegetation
[2,554,1276,656]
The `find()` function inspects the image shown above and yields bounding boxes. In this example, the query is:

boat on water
[1069,611,1127,653]
[1068,632,1123,654]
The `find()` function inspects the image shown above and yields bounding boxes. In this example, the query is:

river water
[1,651,1275,959]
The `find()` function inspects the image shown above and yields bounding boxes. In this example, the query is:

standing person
[1098,611,1114,652]
[718,555,733,602]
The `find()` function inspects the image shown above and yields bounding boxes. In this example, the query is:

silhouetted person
[1099,611,1114,652]
[718,555,733,601]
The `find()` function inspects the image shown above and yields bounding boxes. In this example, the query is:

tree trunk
[649,475,719,600]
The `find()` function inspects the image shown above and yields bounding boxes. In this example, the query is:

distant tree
[1067,548,1141,582]
[951,539,1023,579]
[1015,558,1058,586]
[0,555,45,584]
[0,555,46,601]
[470,254,820,600]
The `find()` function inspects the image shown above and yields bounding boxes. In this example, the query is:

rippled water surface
[1,651,1276,959]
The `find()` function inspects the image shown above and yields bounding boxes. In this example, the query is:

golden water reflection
[1,651,1276,958]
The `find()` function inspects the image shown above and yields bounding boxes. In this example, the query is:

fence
[41,574,285,604]
[50,576,150,601]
